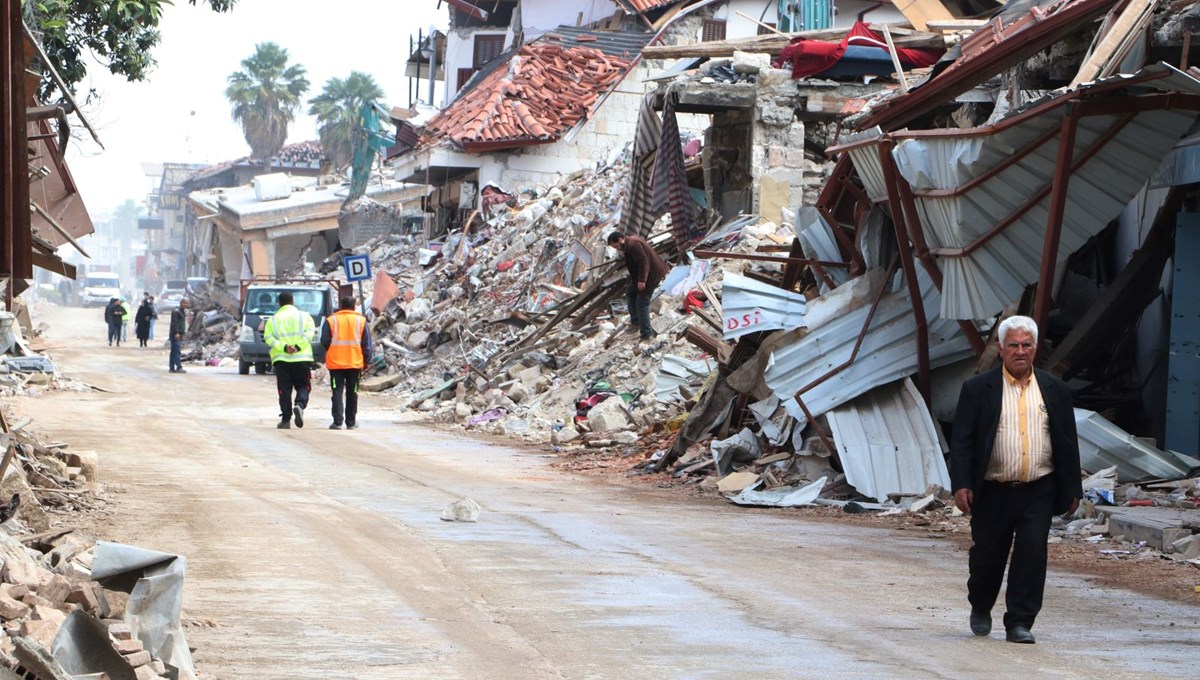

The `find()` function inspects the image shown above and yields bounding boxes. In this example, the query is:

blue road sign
[343,254,372,283]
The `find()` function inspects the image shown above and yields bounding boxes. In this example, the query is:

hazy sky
[65,0,447,216]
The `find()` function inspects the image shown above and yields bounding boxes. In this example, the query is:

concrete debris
[441,499,481,523]
[0,408,190,678]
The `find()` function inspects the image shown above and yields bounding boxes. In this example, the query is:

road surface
[19,305,1200,679]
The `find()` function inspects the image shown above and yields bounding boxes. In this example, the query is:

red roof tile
[420,43,633,153]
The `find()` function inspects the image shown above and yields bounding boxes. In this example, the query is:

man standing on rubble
[607,231,668,340]
[264,291,316,429]
[950,315,1082,645]
[168,297,190,373]
[320,296,373,430]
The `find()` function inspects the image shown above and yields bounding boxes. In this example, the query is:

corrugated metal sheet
[797,207,848,294]
[721,272,808,340]
[1075,409,1200,483]
[826,378,951,501]
[542,26,654,60]
[884,63,1200,320]
[763,268,976,421]
[655,355,716,403]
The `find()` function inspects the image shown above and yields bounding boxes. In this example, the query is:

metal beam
[1033,107,1080,333]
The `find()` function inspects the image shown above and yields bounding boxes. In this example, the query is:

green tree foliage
[27,0,237,102]
[225,42,309,168]
[307,72,385,169]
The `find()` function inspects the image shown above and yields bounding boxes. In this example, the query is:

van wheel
[238,358,250,375]
[254,362,269,375]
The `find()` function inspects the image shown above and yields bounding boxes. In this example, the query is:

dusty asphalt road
[13,304,1200,679]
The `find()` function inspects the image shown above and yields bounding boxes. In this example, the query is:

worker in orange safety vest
[319,296,374,430]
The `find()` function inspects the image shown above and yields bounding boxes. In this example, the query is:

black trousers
[968,475,1055,630]
[274,361,311,421]
[626,285,655,338]
[329,368,361,426]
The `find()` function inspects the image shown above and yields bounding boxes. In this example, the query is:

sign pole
[358,280,366,316]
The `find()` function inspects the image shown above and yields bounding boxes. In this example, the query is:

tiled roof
[420,42,633,153]
[621,0,682,13]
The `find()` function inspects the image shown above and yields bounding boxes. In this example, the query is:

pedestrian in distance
[264,291,316,429]
[606,230,668,340]
[134,295,155,347]
[145,292,158,341]
[119,297,132,343]
[168,298,190,373]
[103,298,122,346]
[950,315,1082,645]
[320,296,373,430]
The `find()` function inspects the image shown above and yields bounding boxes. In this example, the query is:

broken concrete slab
[1100,508,1195,551]
[716,471,760,494]
[586,397,632,434]
[360,373,403,393]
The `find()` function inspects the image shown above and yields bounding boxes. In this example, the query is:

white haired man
[950,315,1082,644]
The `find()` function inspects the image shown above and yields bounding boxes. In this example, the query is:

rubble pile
[339,149,785,448]
[0,415,200,679]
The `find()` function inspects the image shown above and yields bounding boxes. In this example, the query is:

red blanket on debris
[778,22,943,79]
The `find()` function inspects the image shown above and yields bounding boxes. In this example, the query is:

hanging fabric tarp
[650,91,702,253]
[619,92,663,238]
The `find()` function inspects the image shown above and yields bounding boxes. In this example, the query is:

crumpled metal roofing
[655,355,716,403]
[826,378,951,502]
[420,43,633,153]
[848,63,1200,320]
[721,272,809,340]
[763,269,976,422]
[1075,409,1200,483]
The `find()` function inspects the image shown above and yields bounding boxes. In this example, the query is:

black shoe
[1006,626,1035,644]
[293,405,304,428]
[346,423,358,430]
[277,420,291,430]
[970,609,991,636]
[329,423,343,430]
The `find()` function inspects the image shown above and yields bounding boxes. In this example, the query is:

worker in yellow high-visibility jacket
[319,296,373,430]
[263,291,316,429]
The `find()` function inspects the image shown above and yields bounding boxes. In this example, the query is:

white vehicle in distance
[81,271,121,307]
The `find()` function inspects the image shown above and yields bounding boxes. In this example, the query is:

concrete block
[19,619,59,649]
[124,650,152,667]
[37,574,72,606]
[134,666,160,680]
[0,596,29,620]
[21,593,53,609]
[31,604,65,626]
[107,622,133,640]
[1106,511,1192,551]
[114,637,143,654]
[1,584,29,600]
[585,397,632,433]
[2,553,44,588]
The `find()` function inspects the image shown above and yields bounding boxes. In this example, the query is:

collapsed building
[348,0,1200,525]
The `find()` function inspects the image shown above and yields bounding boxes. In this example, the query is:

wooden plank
[1071,0,1160,86]
[890,0,956,32]
[882,25,911,93]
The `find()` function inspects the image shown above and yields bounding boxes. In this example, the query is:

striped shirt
[985,367,1054,482]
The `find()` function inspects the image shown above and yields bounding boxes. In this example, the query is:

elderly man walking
[320,296,373,430]
[607,231,668,340]
[264,291,316,429]
[950,315,1082,644]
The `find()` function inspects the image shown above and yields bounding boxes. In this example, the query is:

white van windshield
[244,289,324,317]
[85,275,119,288]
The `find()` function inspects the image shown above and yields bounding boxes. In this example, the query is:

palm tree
[308,72,385,169]
[225,43,310,169]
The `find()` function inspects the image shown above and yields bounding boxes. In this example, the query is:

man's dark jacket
[949,367,1083,514]
[622,235,669,292]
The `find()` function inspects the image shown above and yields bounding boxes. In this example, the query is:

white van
[81,272,121,307]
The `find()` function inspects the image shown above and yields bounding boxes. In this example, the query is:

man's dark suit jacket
[949,367,1083,515]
